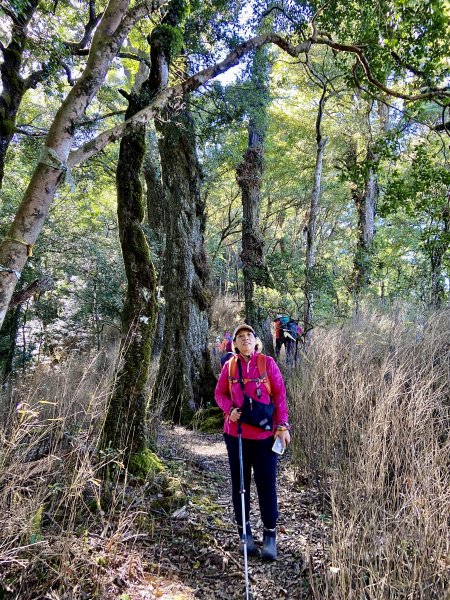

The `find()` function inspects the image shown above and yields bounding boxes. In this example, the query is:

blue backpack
[287,320,298,339]
[279,316,290,328]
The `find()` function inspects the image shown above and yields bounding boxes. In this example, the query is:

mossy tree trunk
[144,129,166,358]
[102,83,156,458]
[236,46,273,355]
[0,0,39,189]
[143,3,187,362]
[154,106,216,423]
[103,2,189,454]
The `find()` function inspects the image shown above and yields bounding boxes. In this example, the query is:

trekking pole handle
[229,407,242,423]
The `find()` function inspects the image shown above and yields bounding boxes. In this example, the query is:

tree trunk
[154,107,216,423]
[236,46,272,353]
[0,0,39,189]
[0,0,166,329]
[101,83,157,457]
[0,276,52,383]
[429,195,450,308]
[0,305,20,384]
[144,129,166,358]
[353,152,376,296]
[303,88,327,339]
[102,0,185,455]
[352,100,389,299]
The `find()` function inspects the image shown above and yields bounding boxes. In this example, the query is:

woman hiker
[214,323,291,560]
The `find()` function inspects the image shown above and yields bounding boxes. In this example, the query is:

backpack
[279,316,289,328]
[228,354,272,398]
[287,320,298,339]
[220,351,235,367]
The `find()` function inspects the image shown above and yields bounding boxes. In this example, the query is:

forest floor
[100,426,331,600]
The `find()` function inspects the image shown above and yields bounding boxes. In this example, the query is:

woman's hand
[275,429,291,448]
[229,407,241,423]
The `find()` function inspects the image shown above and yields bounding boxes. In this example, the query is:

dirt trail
[119,426,329,600]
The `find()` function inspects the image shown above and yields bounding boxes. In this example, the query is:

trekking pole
[238,419,250,600]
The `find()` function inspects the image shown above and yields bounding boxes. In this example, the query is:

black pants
[285,337,295,364]
[224,433,278,530]
[275,337,284,358]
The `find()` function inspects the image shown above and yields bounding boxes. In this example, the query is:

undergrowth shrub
[289,309,449,599]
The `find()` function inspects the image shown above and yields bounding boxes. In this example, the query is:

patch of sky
[214,2,253,86]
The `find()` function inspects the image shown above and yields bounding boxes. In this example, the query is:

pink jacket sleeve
[266,356,289,425]
[214,361,234,416]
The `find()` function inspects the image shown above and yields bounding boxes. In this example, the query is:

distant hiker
[274,315,289,360]
[294,322,304,363]
[285,319,298,365]
[220,339,234,366]
[213,337,221,356]
[215,324,291,560]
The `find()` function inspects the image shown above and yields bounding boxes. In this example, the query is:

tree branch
[61,62,75,86]
[77,110,126,126]
[64,10,104,51]
[9,277,53,310]
[314,34,450,101]
[71,47,152,66]
[68,29,450,168]
[23,67,49,90]
[390,50,428,80]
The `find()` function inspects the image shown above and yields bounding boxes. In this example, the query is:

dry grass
[210,295,241,337]
[0,349,116,597]
[0,345,172,599]
[288,308,450,599]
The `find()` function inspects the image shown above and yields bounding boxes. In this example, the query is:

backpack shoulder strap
[257,354,272,397]
[228,355,239,397]
[228,353,272,398]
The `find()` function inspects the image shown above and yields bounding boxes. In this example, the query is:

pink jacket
[214,352,288,440]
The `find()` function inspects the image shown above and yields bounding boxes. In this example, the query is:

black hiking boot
[260,528,277,560]
[238,522,258,556]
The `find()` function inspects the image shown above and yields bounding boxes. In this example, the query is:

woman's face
[234,329,256,357]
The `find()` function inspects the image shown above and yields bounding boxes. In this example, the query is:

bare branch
[77,110,126,127]
[61,62,75,86]
[14,126,48,137]
[23,67,48,90]
[9,277,53,310]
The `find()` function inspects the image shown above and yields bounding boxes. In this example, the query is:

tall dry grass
[289,308,450,599]
[0,345,166,598]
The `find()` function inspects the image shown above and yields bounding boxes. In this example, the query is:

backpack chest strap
[227,354,272,399]
[228,376,267,386]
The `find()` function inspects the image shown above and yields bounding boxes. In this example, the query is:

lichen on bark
[101,84,157,460]
[153,107,216,424]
